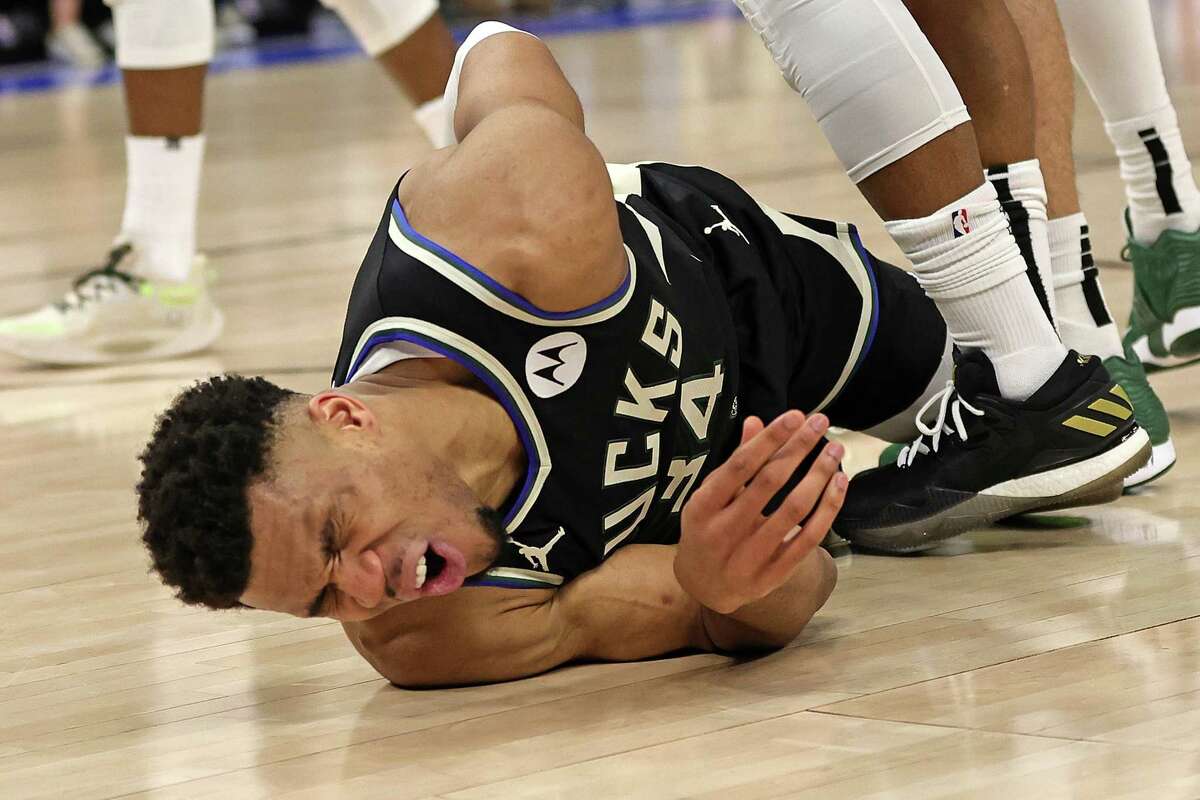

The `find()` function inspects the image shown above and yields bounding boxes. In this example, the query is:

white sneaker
[45,23,108,69]
[0,244,224,366]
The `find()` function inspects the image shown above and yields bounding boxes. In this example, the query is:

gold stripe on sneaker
[1063,415,1117,437]
[1089,398,1134,420]
[1111,383,1132,405]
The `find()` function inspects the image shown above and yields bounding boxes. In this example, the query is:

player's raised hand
[675,410,847,614]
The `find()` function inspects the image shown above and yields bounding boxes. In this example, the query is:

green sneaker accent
[140,281,202,306]
[1103,343,1170,447]
[0,317,68,337]
[1123,211,1200,358]
[878,442,904,467]
[820,530,852,557]
[1125,311,1200,373]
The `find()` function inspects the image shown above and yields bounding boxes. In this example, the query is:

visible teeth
[415,555,427,589]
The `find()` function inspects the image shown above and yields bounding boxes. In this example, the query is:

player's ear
[308,391,377,432]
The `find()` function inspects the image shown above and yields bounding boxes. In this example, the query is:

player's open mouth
[414,541,466,597]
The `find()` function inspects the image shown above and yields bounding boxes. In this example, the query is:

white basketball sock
[886,181,1067,400]
[1049,213,1123,360]
[1105,106,1200,244]
[413,95,452,148]
[986,159,1056,328]
[117,134,205,283]
[1057,0,1200,244]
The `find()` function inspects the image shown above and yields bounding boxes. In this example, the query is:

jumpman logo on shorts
[703,205,749,244]
[510,527,568,572]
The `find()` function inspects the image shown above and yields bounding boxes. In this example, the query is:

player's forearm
[454,28,584,141]
[571,544,836,661]
[699,548,838,651]
[566,545,712,662]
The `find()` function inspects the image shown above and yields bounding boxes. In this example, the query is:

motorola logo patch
[525,331,587,398]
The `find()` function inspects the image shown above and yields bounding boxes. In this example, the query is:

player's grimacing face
[240,438,505,622]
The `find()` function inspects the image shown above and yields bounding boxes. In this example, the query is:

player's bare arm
[344,410,841,688]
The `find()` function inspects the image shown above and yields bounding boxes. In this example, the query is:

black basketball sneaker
[838,349,1151,553]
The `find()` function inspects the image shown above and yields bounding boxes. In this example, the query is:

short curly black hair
[137,374,298,609]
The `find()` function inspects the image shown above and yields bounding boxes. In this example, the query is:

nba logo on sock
[951,208,971,237]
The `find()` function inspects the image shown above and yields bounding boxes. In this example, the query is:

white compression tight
[733,0,970,182]
[107,0,440,67]
[104,0,214,69]
[319,0,439,57]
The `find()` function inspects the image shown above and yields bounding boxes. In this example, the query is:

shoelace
[897,380,985,468]
[55,245,139,312]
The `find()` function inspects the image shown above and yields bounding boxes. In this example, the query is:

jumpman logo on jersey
[510,527,567,572]
[703,205,749,244]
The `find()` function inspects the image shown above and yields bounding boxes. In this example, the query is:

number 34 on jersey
[600,296,727,555]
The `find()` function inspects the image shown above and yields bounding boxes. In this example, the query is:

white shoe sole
[845,428,1151,553]
[1124,438,1176,489]
[984,428,1150,498]
[0,307,224,366]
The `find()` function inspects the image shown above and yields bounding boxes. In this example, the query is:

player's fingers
[730,414,830,519]
[722,437,837,581]
[759,471,848,587]
[752,439,843,542]
[740,416,764,446]
[730,416,765,501]
[691,410,805,510]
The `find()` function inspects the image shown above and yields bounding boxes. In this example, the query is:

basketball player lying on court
[136,24,1149,687]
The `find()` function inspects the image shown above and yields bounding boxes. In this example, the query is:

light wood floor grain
[3,10,1200,799]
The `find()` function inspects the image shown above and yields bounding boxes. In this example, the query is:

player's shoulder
[398,107,627,311]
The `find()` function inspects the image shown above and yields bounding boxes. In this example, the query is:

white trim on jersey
[610,163,673,284]
[342,316,552,534]
[755,203,876,412]
[475,567,565,587]
[622,205,670,285]
[386,216,639,328]
[343,338,444,381]
[607,162,644,197]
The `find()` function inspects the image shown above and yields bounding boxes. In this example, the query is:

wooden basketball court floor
[3,10,1200,799]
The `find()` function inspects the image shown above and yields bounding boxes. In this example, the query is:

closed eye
[305,516,339,618]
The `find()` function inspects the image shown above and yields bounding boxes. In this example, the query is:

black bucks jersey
[332,161,926,589]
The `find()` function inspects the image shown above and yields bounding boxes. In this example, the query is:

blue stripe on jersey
[465,575,556,589]
[390,199,632,320]
[845,226,880,383]
[348,328,538,530]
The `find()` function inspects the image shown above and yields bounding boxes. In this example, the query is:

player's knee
[319,0,439,56]
[106,0,215,70]
[734,0,969,181]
